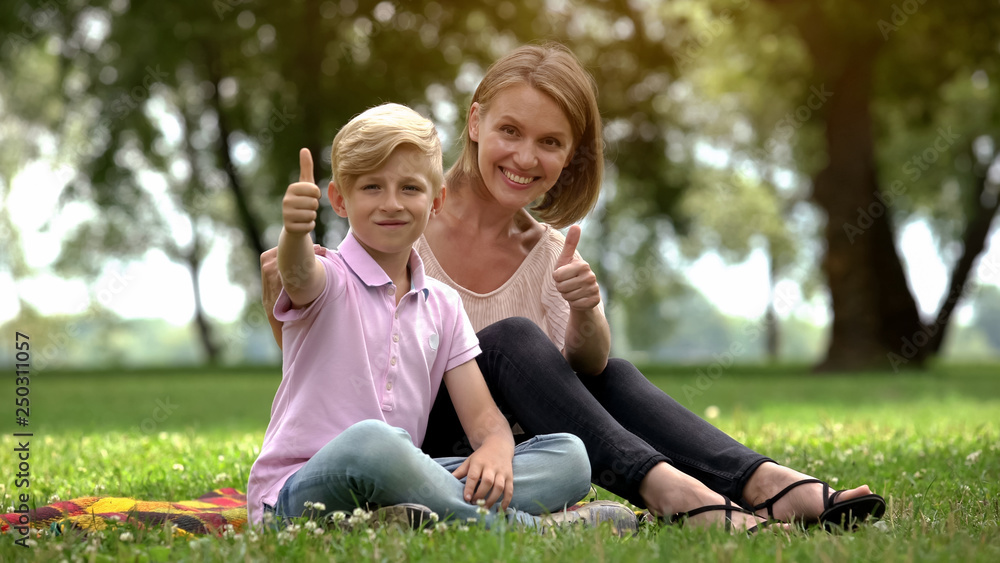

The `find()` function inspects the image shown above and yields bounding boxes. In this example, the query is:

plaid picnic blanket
[0,488,246,537]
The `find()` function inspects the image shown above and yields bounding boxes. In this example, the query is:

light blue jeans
[267,419,592,528]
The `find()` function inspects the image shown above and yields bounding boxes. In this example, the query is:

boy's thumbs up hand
[283,148,322,235]
[553,225,601,311]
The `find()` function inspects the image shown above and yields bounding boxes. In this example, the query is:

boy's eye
[403,185,422,191]
[361,184,379,190]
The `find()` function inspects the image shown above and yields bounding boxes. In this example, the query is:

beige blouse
[413,225,573,351]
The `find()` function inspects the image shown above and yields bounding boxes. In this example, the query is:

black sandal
[750,478,886,530]
[670,497,766,534]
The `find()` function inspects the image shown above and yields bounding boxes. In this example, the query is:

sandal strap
[751,478,826,520]
[672,498,753,533]
[826,486,847,510]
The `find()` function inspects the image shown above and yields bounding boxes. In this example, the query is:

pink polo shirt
[247,232,481,525]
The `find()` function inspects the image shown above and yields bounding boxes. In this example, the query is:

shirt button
[394,311,399,319]
[386,382,393,390]
[387,287,394,295]
[390,357,397,366]
[392,334,399,342]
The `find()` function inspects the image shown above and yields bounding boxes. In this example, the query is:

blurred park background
[1,0,999,373]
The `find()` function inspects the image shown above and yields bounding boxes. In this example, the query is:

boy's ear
[329,181,348,218]
[431,184,446,216]
[468,102,480,142]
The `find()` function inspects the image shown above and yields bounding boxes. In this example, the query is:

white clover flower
[466,517,478,523]
[313,527,324,536]
[704,406,720,419]
[475,499,486,507]
[214,473,229,484]
[93,484,106,493]
[831,477,839,484]
[353,507,365,517]
[457,525,470,532]
[24,538,38,547]
[263,512,276,524]
[965,450,982,465]
[304,501,314,509]
[48,493,61,503]
[367,529,377,540]
[422,528,433,536]
[248,531,259,542]
[873,452,885,466]
[277,531,292,543]
[312,502,326,512]
[429,512,439,522]
[330,511,347,523]
[218,455,225,462]
[172,464,185,472]
[435,523,447,532]
[119,532,133,542]
[476,506,488,516]
[304,520,317,530]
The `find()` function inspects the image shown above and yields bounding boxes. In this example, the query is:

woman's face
[469,84,575,211]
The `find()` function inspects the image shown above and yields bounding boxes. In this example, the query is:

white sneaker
[543,500,638,537]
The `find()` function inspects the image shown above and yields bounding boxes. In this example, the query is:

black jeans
[421,317,772,508]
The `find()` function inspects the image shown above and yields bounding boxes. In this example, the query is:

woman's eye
[543,138,562,147]
[500,126,516,135]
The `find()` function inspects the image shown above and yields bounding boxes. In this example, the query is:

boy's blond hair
[331,103,444,195]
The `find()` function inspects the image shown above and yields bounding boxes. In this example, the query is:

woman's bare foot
[742,462,876,522]
[639,462,768,533]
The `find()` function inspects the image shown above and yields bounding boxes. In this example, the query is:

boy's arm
[443,360,516,511]
[279,149,327,308]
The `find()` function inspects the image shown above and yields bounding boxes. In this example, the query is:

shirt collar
[338,231,430,300]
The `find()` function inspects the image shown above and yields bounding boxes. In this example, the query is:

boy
[246,104,595,529]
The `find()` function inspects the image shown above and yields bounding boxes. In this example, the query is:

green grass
[2,364,999,561]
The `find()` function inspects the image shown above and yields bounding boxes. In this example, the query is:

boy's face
[330,145,444,262]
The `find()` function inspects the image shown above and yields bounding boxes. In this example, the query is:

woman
[262,43,884,532]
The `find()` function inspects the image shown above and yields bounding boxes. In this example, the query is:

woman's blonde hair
[331,103,444,195]
[447,43,603,229]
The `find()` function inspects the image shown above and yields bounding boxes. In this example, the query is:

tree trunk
[927,152,1000,354]
[203,42,267,262]
[300,0,328,247]
[805,43,927,372]
[765,247,779,361]
[185,232,220,364]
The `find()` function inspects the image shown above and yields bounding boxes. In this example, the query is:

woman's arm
[554,226,610,375]
[260,247,284,349]
[564,306,611,375]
